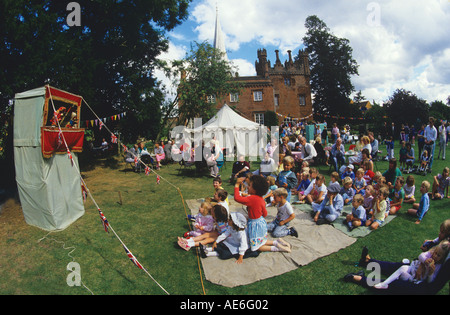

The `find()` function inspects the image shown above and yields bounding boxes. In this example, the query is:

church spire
[213,4,228,61]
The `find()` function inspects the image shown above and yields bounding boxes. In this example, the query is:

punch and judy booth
[14,86,85,231]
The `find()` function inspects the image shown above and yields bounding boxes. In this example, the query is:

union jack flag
[99,121,103,130]
[123,244,144,270]
[156,175,160,184]
[97,208,109,233]
[145,166,151,176]
[122,144,128,153]
[134,156,139,167]
[111,134,118,144]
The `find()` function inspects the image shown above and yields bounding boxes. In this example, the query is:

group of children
[177,171,298,264]
[175,152,450,264]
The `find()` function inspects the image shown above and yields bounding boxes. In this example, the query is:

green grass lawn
[0,142,449,295]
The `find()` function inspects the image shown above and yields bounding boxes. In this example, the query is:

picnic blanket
[184,198,362,288]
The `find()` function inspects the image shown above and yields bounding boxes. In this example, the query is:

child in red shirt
[234,176,291,253]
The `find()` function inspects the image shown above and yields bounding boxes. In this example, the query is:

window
[255,113,264,125]
[284,78,291,86]
[253,91,263,102]
[299,94,306,106]
[207,94,216,104]
[230,93,239,103]
[274,94,279,107]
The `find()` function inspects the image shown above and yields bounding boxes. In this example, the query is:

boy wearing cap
[340,164,355,181]
[312,182,344,225]
[267,188,298,238]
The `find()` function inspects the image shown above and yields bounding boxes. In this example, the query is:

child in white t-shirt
[267,188,298,238]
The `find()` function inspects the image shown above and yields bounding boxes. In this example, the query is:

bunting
[82,112,127,130]
[97,208,109,233]
[123,244,144,270]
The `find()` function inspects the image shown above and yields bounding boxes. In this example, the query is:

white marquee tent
[181,104,269,158]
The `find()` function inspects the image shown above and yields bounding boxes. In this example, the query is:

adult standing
[331,123,339,144]
[424,117,437,172]
[417,124,425,159]
[437,120,447,160]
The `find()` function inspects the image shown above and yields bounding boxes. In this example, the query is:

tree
[384,89,429,128]
[300,15,359,117]
[0,0,191,143]
[175,41,241,125]
[429,100,450,122]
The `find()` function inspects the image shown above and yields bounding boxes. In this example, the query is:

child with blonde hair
[363,185,375,213]
[276,156,298,202]
[184,202,214,238]
[353,168,367,196]
[365,186,389,230]
[340,176,355,205]
[267,188,298,238]
[403,175,416,204]
[407,181,430,224]
[374,240,450,289]
[421,219,450,251]
[345,194,366,231]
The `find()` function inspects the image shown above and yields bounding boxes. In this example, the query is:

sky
[155,0,450,105]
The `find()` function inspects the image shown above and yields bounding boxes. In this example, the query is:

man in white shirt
[424,117,437,171]
[299,136,317,163]
[437,120,447,160]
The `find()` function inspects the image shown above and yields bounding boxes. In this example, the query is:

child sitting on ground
[407,180,430,224]
[431,167,450,200]
[267,188,298,238]
[329,171,340,185]
[353,168,367,196]
[305,174,327,205]
[294,169,311,203]
[276,156,298,202]
[365,186,389,230]
[345,194,366,231]
[212,176,229,205]
[340,176,355,205]
[214,189,230,215]
[403,175,416,204]
[389,176,405,215]
[178,204,229,251]
[263,176,278,206]
[199,212,259,264]
[340,164,355,181]
[312,182,343,225]
[184,202,214,238]
[362,160,375,185]
[363,185,375,213]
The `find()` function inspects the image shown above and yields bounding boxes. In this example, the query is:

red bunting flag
[145,166,151,176]
[156,175,160,184]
